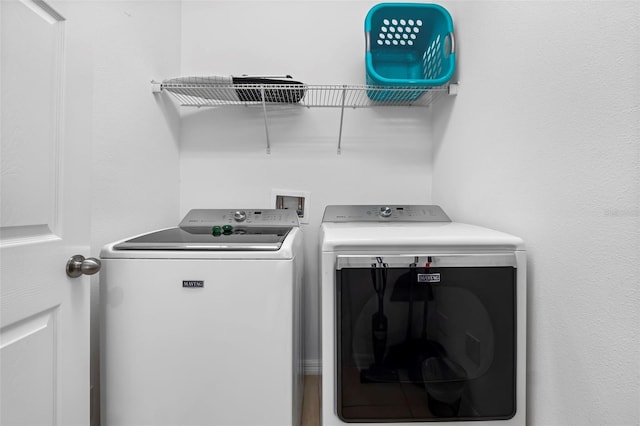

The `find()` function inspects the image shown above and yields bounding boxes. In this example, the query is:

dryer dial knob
[379,206,392,218]
[233,210,247,222]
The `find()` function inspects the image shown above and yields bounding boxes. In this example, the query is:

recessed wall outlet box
[271,189,310,224]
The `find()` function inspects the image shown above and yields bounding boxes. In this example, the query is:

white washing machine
[320,205,526,426]
[100,209,304,426]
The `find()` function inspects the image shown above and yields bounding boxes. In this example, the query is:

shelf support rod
[260,86,271,154]
[337,85,347,154]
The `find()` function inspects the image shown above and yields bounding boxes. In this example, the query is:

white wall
[89,0,182,246]
[78,1,182,423]
[432,2,640,425]
[178,0,435,370]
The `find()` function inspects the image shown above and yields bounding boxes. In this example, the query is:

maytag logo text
[182,280,204,288]
[417,273,441,283]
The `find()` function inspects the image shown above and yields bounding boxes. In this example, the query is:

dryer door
[336,254,517,422]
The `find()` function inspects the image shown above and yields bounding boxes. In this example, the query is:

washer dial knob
[379,206,393,218]
[233,210,247,222]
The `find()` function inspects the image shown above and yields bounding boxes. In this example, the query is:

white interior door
[1,1,91,425]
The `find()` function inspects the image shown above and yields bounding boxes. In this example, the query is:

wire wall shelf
[152,80,458,153]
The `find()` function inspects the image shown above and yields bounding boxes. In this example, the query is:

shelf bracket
[337,85,347,155]
[151,80,162,93]
[260,86,271,154]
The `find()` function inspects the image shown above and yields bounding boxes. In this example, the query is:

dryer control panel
[322,205,451,222]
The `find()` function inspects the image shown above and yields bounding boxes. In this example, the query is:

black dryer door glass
[337,265,516,422]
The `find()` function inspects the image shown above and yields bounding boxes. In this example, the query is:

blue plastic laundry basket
[365,3,456,101]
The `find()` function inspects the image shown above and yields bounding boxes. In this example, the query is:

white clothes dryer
[320,205,526,426]
[100,209,304,426]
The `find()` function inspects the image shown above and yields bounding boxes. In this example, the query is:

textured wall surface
[432,2,640,425]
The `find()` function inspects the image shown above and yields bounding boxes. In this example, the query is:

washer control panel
[179,209,300,228]
[322,205,451,222]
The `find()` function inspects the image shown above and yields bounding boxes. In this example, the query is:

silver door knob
[66,255,101,278]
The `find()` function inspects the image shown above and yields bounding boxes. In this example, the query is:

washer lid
[114,226,293,251]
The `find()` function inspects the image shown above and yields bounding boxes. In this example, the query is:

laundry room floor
[301,375,320,426]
